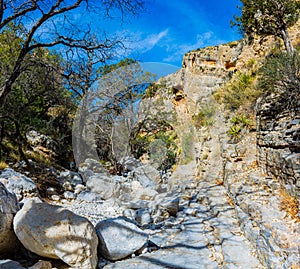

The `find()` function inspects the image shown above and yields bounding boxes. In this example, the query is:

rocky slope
[0,21,300,269]
[152,24,300,268]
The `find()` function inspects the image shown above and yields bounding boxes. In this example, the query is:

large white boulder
[0,183,20,255]
[13,198,98,269]
[95,217,148,261]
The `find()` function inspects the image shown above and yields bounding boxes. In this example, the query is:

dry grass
[279,188,300,221]
[0,161,8,170]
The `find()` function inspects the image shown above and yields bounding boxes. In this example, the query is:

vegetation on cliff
[233,0,300,54]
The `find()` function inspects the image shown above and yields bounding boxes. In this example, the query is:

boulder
[0,183,20,255]
[78,159,106,182]
[76,191,102,203]
[86,173,117,200]
[13,198,98,269]
[95,217,148,261]
[120,156,142,171]
[0,168,37,201]
[28,261,52,269]
[132,164,161,189]
[0,260,26,269]
[151,192,179,216]
[26,130,59,154]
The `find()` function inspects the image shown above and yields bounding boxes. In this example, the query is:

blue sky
[114,0,242,67]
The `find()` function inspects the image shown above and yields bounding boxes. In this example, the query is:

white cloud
[115,28,169,59]
[130,29,169,53]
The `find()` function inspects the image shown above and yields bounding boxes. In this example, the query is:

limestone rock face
[0,183,20,255]
[0,168,37,201]
[257,89,300,200]
[13,198,98,269]
[95,217,148,261]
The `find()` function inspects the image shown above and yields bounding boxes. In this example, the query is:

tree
[257,52,300,95]
[0,0,144,107]
[0,25,76,164]
[233,0,300,54]
[72,59,158,172]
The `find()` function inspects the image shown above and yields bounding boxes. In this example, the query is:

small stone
[135,209,152,226]
[46,187,57,196]
[28,260,52,269]
[76,191,102,202]
[183,207,196,215]
[51,194,60,201]
[74,184,86,195]
[62,181,73,192]
[123,209,135,220]
[63,191,75,200]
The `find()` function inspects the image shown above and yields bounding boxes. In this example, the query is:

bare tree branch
[0,0,144,106]
[0,0,37,30]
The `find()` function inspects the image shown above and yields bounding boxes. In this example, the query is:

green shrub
[228,114,251,142]
[214,71,261,111]
[192,103,216,128]
[257,51,300,95]
[228,125,242,140]
[145,83,164,98]
[181,130,194,164]
[230,114,251,128]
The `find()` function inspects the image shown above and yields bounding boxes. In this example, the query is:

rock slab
[13,198,98,269]
[0,168,37,201]
[96,217,148,261]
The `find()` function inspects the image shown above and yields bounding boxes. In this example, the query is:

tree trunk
[0,52,25,108]
[0,83,12,108]
[281,27,296,55]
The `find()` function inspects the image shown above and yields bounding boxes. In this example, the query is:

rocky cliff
[1,20,300,269]
[148,24,300,267]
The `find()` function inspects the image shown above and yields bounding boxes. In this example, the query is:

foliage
[214,71,260,112]
[80,60,157,170]
[230,114,251,128]
[192,102,216,128]
[180,128,195,164]
[144,83,164,98]
[232,0,300,53]
[0,26,76,165]
[228,114,251,142]
[257,51,300,94]
[279,187,300,221]
[97,58,137,77]
[0,161,8,170]
[0,0,144,106]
